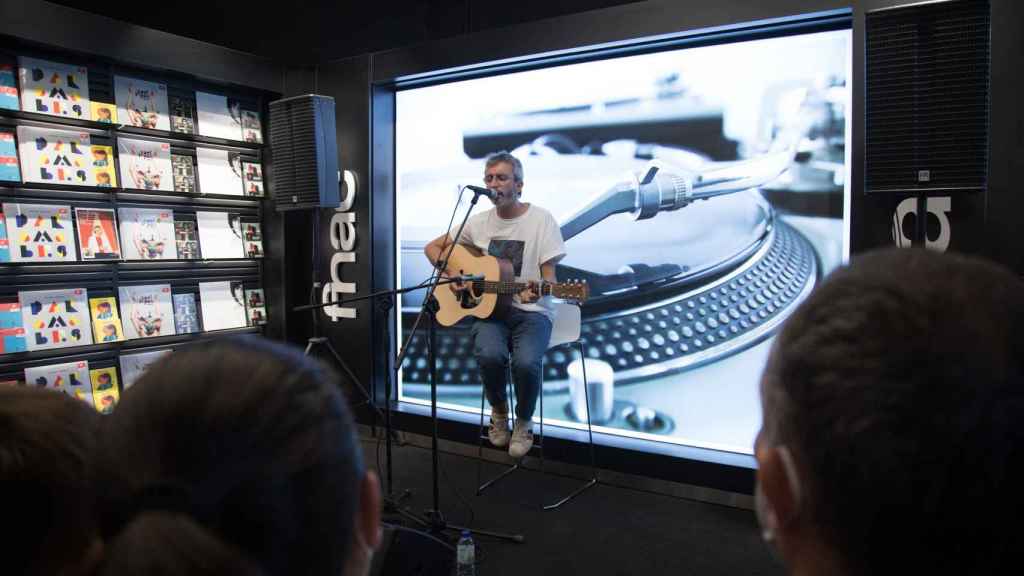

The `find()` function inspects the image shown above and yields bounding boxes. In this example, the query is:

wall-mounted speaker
[268,94,340,211]
[865,0,990,194]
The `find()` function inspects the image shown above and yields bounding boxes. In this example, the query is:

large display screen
[395,29,851,456]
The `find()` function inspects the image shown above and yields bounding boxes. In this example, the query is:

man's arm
[423,233,455,275]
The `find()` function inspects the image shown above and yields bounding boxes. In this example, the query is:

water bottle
[456,529,475,576]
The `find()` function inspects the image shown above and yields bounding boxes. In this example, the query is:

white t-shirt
[452,204,566,320]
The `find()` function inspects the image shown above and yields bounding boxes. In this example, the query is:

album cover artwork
[244,288,267,326]
[241,108,262,143]
[18,287,92,351]
[173,219,200,259]
[119,348,171,389]
[169,94,195,134]
[196,147,243,196]
[118,137,172,191]
[115,76,169,131]
[25,360,93,408]
[118,284,175,340]
[90,101,117,124]
[195,91,241,140]
[0,129,20,182]
[199,281,247,331]
[89,367,120,414]
[4,203,77,262]
[89,296,124,343]
[195,211,243,259]
[17,126,94,186]
[0,301,27,353]
[242,161,263,197]
[91,144,116,187]
[75,207,120,260]
[171,154,195,193]
[242,221,263,258]
[172,292,201,334]
[0,61,18,110]
[118,207,176,260]
[18,56,90,119]
[0,211,7,262]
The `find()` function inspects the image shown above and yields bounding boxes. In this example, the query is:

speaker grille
[269,95,339,210]
[865,0,990,194]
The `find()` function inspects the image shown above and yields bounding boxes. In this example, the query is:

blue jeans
[471,307,552,422]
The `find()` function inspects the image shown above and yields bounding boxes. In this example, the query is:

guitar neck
[470,280,554,296]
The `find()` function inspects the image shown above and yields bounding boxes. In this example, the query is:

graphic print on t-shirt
[487,239,525,276]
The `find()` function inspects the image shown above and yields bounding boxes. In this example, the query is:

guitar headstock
[552,280,589,303]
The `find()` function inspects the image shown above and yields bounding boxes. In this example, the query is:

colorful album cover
[172,292,201,334]
[0,129,20,182]
[118,284,175,340]
[118,137,172,191]
[173,219,200,259]
[244,288,267,326]
[195,91,242,140]
[90,101,117,124]
[118,207,176,260]
[17,126,94,186]
[3,203,77,262]
[89,367,120,414]
[242,161,263,197]
[196,147,243,196]
[169,94,195,134]
[74,207,121,260]
[25,360,93,408]
[119,348,171,389]
[18,56,90,119]
[89,296,124,343]
[199,281,247,331]
[18,287,92,351]
[0,301,27,353]
[91,144,116,187]
[0,61,18,110]
[242,221,263,258]
[195,211,243,259]
[171,154,195,193]
[0,211,7,262]
[241,108,262,143]
[115,76,169,131]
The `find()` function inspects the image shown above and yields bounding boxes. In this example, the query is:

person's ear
[754,444,802,540]
[358,470,382,550]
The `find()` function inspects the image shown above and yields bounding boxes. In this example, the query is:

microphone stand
[296,188,524,544]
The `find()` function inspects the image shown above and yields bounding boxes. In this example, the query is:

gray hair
[484,151,523,182]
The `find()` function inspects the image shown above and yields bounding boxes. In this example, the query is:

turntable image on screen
[395,29,851,456]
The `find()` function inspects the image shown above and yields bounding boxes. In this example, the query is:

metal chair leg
[476,364,519,495]
[544,340,599,510]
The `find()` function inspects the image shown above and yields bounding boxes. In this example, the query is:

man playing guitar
[424,151,566,458]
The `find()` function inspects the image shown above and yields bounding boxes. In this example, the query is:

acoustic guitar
[434,244,589,326]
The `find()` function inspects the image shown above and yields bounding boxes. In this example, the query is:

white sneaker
[488,411,510,448]
[509,419,534,459]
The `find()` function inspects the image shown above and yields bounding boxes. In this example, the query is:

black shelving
[0,42,277,399]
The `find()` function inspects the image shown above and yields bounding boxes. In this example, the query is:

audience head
[756,247,1024,575]
[0,385,102,576]
[96,336,380,576]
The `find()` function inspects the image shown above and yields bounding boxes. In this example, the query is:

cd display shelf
[0,51,275,392]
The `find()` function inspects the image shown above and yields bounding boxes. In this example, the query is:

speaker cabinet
[268,94,340,211]
[865,0,990,194]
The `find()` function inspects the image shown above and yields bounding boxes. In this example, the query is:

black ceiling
[46,0,645,65]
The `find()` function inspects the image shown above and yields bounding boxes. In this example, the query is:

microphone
[465,185,495,200]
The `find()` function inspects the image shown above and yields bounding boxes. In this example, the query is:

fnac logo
[321,170,358,321]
